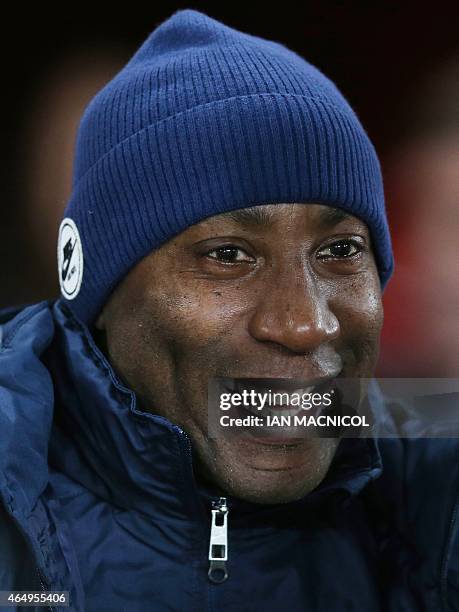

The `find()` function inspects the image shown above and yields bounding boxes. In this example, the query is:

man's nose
[248,269,340,354]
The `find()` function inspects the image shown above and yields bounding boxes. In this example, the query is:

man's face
[95,203,383,504]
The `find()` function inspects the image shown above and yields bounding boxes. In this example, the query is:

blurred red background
[1,2,458,377]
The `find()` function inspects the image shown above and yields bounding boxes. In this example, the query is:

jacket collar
[2,298,385,524]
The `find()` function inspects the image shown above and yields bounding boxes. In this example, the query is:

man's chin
[218,476,321,506]
[197,437,340,505]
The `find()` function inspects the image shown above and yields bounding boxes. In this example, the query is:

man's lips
[223,374,341,389]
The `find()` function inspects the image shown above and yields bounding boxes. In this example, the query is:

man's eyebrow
[223,207,277,227]
[316,207,353,226]
[223,205,353,227]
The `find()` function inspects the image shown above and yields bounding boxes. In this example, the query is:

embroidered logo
[57,218,84,299]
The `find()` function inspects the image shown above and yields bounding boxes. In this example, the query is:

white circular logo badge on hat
[57,218,84,300]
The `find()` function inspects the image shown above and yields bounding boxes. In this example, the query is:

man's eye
[206,246,253,264]
[317,240,361,259]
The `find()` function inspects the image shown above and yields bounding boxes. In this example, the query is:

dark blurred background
[1,2,458,376]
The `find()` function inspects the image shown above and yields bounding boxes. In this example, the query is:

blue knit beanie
[57,8,393,325]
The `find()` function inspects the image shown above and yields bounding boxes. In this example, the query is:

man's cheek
[347,311,383,374]
[332,290,382,363]
[334,281,383,327]
[155,292,245,346]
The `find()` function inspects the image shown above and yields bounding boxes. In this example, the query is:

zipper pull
[208,497,229,583]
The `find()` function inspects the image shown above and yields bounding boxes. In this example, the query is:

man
[0,8,458,612]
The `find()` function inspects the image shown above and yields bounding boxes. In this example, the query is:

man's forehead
[209,203,358,228]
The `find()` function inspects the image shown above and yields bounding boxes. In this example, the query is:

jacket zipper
[176,429,230,585]
[208,497,229,583]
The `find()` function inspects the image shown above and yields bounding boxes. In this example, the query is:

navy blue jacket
[1,299,459,611]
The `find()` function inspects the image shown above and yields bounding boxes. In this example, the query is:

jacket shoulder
[0,299,55,342]
[0,303,30,325]
[372,437,459,538]
[365,437,459,611]
[0,300,57,547]
[0,500,42,591]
